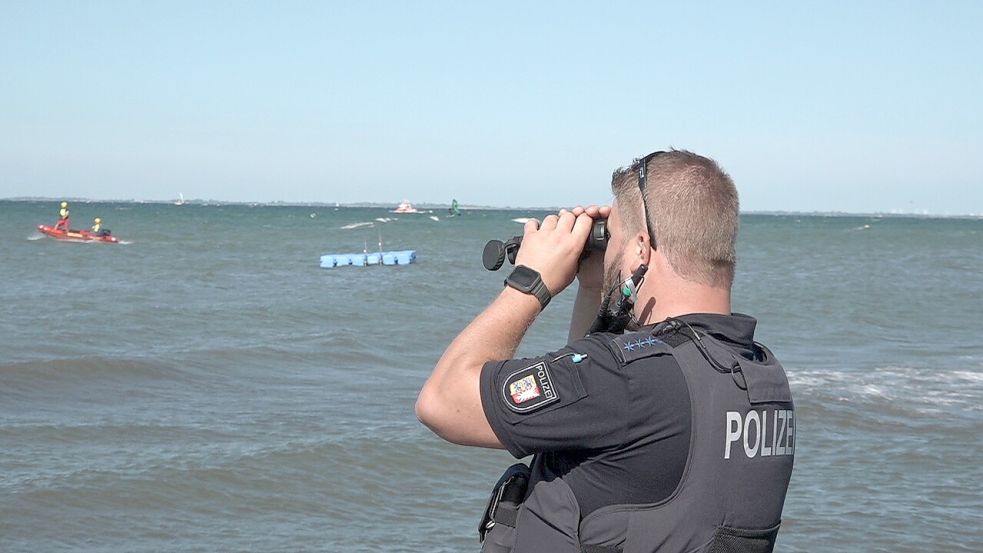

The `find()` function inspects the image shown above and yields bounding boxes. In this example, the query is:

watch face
[509,265,540,291]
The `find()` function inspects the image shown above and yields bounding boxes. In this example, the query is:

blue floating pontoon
[320,250,416,268]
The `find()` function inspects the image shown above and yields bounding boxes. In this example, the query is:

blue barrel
[395,250,416,265]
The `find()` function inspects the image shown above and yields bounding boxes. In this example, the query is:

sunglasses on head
[634,150,665,249]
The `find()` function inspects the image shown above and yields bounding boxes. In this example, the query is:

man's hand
[564,205,610,342]
[513,209,594,296]
[570,205,611,291]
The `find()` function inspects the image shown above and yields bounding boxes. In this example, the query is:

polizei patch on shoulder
[502,361,559,413]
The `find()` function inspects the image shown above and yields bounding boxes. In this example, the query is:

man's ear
[636,232,652,266]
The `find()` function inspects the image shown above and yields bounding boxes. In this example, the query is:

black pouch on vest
[705,521,781,553]
[478,463,530,552]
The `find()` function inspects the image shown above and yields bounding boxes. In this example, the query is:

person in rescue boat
[54,201,70,231]
[90,217,112,236]
[416,149,795,553]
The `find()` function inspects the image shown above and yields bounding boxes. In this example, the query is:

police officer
[417,149,795,553]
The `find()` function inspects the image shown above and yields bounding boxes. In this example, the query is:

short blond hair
[612,149,739,287]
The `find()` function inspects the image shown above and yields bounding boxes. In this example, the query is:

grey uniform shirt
[479,313,759,518]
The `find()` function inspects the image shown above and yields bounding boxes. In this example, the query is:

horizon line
[2,196,981,219]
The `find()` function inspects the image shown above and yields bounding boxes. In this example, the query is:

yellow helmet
[95,217,102,223]
[61,201,68,208]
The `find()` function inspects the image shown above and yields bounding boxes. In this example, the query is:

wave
[0,430,500,552]
[787,365,983,421]
[790,365,983,388]
[340,221,374,230]
[0,355,185,392]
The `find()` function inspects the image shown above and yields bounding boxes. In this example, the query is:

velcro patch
[502,361,560,413]
[611,332,673,365]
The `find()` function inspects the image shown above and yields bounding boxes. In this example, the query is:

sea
[1,200,980,553]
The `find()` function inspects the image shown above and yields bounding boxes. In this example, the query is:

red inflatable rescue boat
[37,224,120,244]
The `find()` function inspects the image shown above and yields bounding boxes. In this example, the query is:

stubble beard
[602,249,624,294]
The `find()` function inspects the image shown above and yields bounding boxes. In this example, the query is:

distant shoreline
[2,197,980,219]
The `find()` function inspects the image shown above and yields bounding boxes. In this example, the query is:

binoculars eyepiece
[482,219,609,271]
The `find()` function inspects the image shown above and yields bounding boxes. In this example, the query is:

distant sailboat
[174,193,186,206]
[448,198,461,217]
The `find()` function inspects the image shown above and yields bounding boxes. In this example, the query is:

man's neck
[636,280,731,326]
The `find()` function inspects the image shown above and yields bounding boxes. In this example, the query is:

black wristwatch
[505,265,552,310]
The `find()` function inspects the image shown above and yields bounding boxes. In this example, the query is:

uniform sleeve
[480,334,630,459]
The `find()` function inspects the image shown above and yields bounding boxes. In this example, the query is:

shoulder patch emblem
[502,361,560,413]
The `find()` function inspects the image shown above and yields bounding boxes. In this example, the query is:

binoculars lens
[482,240,510,271]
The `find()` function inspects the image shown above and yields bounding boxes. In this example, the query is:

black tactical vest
[480,327,795,553]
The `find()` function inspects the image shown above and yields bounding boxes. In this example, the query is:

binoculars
[482,219,609,271]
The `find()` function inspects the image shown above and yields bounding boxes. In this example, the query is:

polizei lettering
[537,366,556,400]
[724,409,794,459]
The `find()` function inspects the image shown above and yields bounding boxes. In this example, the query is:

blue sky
[1,1,981,213]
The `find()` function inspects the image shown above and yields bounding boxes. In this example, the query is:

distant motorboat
[392,200,419,214]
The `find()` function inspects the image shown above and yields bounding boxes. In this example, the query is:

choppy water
[1,201,981,552]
